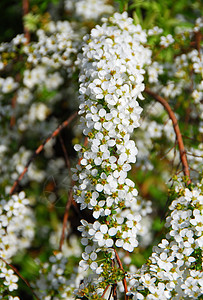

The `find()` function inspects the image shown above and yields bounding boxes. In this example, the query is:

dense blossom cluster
[0,2,202,299]
[0,192,34,296]
[135,19,203,176]
[0,19,79,189]
[73,12,152,273]
[71,13,203,299]
[127,180,203,299]
[65,0,114,20]
[33,252,87,300]
[24,21,77,68]
[0,19,79,298]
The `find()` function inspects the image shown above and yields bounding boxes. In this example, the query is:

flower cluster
[127,180,203,299]
[0,2,202,299]
[65,0,114,20]
[73,12,152,274]
[0,192,35,295]
[0,18,79,190]
[0,16,82,298]
[33,252,87,300]
[24,21,77,68]
[136,18,203,176]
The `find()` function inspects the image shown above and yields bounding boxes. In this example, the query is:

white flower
[148,26,163,36]
[141,274,156,287]
[160,34,174,47]
[16,88,33,104]
[2,77,18,93]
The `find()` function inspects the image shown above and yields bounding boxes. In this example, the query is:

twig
[188,166,201,174]
[22,0,30,43]
[108,287,113,300]
[114,248,128,300]
[160,142,177,160]
[145,88,191,184]
[59,189,73,251]
[151,45,165,62]
[186,151,203,159]
[171,137,177,175]
[10,94,17,127]
[59,133,71,174]
[58,134,72,251]
[111,258,117,300]
[10,73,21,128]
[9,112,78,195]
[101,285,110,298]
[113,284,117,300]
[182,135,202,143]
[194,31,202,58]
[59,136,88,250]
[0,256,40,300]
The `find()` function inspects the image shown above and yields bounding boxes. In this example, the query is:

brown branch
[10,73,21,128]
[145,88,191,184]
[0,256,40,300]
[101,285,110,298]
[9,112,78,195]
[114,248,128,300]
[182,135,202,143]
[194,31,202,58]
[108,288,113,300]
[59,189,72,251]
[59,136,88,250]
[58,133,72,251]
[186,151,203,159]
[160,142,177,160]
[113,283,117,300]
[10,94,17,127]
[22,0,30,43]
[59,134,71,172]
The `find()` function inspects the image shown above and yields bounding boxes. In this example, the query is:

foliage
[0,0,202,299]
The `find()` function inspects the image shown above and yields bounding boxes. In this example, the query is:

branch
[10,73,21,128]
[101,285,110,298]
[22,0,30,43]
[59,189,72,251]
[145,88,191,184]
[113,283,117,300]
[9,112,78,195]
[114,248,128,300]
[194,31,202,58]
[0,256,40,300]
[59,136,88,250]
[59,134,71,172]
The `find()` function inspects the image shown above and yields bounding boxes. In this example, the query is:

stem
[113,284,117,300]
[10,73,21,128]
[0,256,40,300]
[58,134,72,251]
[59,189,72,251]
[194,31,202,58]
[101,285,110,298]
[10,94,17,127]
[22,0,30,43]
[9,112,78,195]
[114,248,128,300]
[108,288,113,300]
[59,135,88,250]
[59,134,71,172]
[145,88,191,184]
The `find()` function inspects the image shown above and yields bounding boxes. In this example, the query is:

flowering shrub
[0,192,35,295]
[127,180,203,299]
[0,0,202,299]
[73,12,152,259]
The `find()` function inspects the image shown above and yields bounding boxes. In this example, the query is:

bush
[0,0,202,299]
